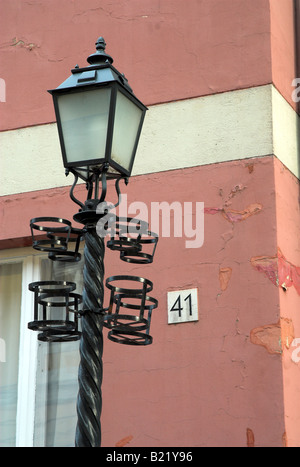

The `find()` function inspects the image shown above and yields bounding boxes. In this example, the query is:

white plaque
[167,288,198,324]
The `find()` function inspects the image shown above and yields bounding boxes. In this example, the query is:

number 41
[167,289,198,324]
[170,293,192,317]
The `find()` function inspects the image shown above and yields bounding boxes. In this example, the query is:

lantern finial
[95,37,106,51]
[87,36,113,65]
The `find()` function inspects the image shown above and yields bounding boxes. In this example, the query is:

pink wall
[0,0,272,131]
[1,156,291,446]
[273,158,300,447]
[270,0,297,111]
[1,0,300,447]
[101,157,286,447]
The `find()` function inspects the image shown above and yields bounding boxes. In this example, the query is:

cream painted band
[1,84,298,196]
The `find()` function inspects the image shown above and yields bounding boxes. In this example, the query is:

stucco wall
[0,157,291,446]
[1,0,300,447]
[0,0,273,131]
[100,157,285,447]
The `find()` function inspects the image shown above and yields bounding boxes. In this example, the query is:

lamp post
[28,37,158,448]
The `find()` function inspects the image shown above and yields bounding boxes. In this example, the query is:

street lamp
[28,37,158,448]
[48,37,147,181]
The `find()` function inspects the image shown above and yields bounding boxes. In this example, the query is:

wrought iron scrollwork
[28,163,159,447]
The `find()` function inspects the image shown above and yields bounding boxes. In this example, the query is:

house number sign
[167,288,198,324]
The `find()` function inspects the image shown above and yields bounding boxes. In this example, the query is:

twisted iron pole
[75,226,105,447]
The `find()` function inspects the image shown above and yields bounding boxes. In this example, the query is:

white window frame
[0,247,47,447]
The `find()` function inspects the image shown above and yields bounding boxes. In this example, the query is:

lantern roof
[48,37,138,98]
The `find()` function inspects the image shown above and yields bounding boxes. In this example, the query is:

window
[0,262,22,446]
[0,247,84,447]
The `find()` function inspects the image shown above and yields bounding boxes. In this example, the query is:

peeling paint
[204,207,221,215]
[11,37,38,51]
[205,203,262,223]
[250,318,294,354]
[251,253,278,286]
[250,322,282,354]
[282,432,288,447]
[205,183,253,221]
[223,184,247,206]
[246,428,255,447]
[251,248,300,294]
[281,318,295,350]
[115,435,133,447]
[246,163,255,174]
[247,429,287,447]
[223,203,262,223]
[219,267,232,291]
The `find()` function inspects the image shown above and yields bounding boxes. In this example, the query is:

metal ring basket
[30,217,71,252]
[106,217,148,254]
[47,227,83,262]
[107,329,153,346]
[105,275,153,296]
[30,217,83,262]
[28,281,82,342]
[120,231,158,264]
[102,276,157,345]
[103,293,158,331]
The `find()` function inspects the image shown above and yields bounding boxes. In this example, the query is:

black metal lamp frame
[48,37,147,179]
[28,169,158,448]
[27,36,157,448]
[51,85,146,179]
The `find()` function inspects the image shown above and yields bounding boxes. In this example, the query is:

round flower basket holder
[106,217,148,254]
[30,217,83,262]
[47,227,83,262]
[102,275,157,345]
[120,230,158,264]
[28,216,159,346]
[28,281,82,342]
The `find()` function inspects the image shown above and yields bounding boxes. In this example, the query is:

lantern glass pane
[111,90,143,171]
[57,87,111,165]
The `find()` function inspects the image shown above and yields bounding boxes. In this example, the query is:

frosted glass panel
[111,91,143,171]
[57,88,111,164]
[0,262,22,447]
